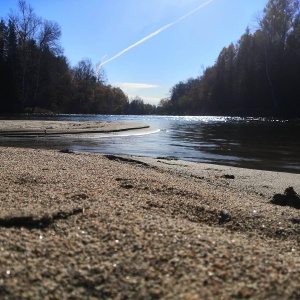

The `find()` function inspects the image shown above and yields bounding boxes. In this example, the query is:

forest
[160,0,300,117]
[1,0,300,117]
[0,0,156,115]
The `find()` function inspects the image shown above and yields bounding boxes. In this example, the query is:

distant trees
[65,59,129,114]
[126,96,157,115]
[1,0,299,117]
[159,0,300,117]
[6,0,62,111]
[0,0,72,113]
[0,0,130,115]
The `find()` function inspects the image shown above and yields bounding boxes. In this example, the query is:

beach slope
[0,147,300,299]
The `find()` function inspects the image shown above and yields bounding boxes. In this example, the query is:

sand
[0,120,151,137]
[0,149,300,299]
[0,121,300,299]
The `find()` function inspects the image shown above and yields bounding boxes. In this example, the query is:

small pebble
[219,209,231,223]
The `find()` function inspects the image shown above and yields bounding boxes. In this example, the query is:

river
[1,114,299,173]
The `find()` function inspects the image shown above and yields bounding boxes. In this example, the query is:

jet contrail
[96,0,214,74]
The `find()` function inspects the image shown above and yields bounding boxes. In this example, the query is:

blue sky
[0,0,268,105]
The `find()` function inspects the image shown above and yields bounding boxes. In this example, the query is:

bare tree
[9,0,62,110]
[31,20,61,111]
[9,0,42,107]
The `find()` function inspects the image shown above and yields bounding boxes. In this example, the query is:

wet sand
[0,120,151,137]
[0,145,300,299]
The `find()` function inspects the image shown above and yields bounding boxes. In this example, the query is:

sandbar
[0,120,151,137]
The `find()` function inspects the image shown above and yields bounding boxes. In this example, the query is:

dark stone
[115,178,124,181]
[59,149,74,154]
[221,174,235,179]
[271,187,300,209]
[290,218,300,224]
[105,155,151,168]
[219,209,231,224]
[156,156,178,161]
[121,184,134,189]
[0,208,83,229]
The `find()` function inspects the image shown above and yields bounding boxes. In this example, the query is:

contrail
[96,0,214,74]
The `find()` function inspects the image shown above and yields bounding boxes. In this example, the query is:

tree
[9,0,42,108]
[7,0,63,111]
[31,20,61,111]
[0,1,135,115]
[214,43,236,112]
[0,19,21,112]
[259,0,300,109]
[69,59,98,113]
[260,0,299,47]
[157,98,173,115]
[0,20,5,65]
[165,0,300,117]
[127,97,145,115]
[0,20,8,111]
[73,59,96,83]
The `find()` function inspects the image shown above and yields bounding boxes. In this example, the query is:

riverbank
[0,146,300,299]
[0,120,151,137]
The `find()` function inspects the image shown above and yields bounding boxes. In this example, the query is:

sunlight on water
[0,114,299,173]
[64,128,161,139]
[101,129,161,138]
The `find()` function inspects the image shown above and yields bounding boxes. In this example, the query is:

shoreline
[0,146,300,298]
[123,155,300,198]
[1,119,299,175]
[0,120,152,137]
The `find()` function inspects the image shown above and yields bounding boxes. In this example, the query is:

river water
[1,115,300,173]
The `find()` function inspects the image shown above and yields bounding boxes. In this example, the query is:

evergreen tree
[161,0,300,117]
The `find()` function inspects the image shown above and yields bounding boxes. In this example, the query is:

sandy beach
[0,121,300,299]
[0,120,151,137]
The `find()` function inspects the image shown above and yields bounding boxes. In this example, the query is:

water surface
[1,115,299,173]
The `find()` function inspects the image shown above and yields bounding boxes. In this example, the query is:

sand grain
[0,147,300,299]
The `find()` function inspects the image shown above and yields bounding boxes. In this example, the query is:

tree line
[0,0,158,115]
[159,0,300,117]
[1,0,300,117]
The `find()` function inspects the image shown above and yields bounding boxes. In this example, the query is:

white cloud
[113,82,169,105]
[115,82,159,89]
[128,95,162,106]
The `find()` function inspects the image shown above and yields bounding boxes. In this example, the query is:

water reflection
[0,115,299,173]
[169,119,300,172]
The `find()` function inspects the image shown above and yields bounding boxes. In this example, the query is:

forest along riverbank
[0,146,300,299]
